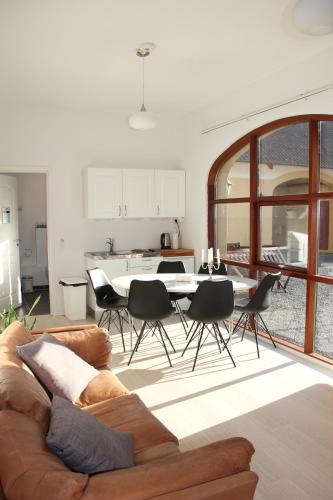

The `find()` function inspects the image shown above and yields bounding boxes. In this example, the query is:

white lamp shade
[293,0,333,35]
[128,110,156,131]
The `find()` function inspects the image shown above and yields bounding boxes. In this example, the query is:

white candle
[208,247,213,263]
[217,248,220,262]
[201,248,204,264]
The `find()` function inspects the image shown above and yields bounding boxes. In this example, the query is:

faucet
[106,237,114,254]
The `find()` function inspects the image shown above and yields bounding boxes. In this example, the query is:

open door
[0,174,21,311]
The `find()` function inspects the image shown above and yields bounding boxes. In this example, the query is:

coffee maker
[160,233,171,249]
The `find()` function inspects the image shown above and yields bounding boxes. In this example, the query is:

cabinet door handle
[118,205,121,216]
[142,267,153,271]
[124,205,127,216]
[126,261,129,272]
[157,205,160,216]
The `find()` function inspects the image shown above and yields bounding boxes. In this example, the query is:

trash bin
[22,276,34,293]
[59,277,88,321]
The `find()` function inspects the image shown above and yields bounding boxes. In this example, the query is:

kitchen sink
[86,249,161,260]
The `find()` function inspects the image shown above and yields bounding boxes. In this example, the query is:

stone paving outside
[235,272,333,360]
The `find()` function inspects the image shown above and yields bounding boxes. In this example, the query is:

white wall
[179,47,333,267]
[0,109,181,314]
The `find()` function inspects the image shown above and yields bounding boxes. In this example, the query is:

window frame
[208,114,333,364]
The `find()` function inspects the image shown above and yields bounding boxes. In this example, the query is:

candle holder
[201,248,221,280]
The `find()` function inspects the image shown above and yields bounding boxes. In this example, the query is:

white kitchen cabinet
[123,169,155,218]
[85,167,185,220]
[129,256,163,274]
[85,168,123,219]
[155,170,185,218]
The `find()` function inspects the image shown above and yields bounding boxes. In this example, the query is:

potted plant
[0,295,41,333]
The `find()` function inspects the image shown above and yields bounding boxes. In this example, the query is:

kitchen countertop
[85,248,194,260]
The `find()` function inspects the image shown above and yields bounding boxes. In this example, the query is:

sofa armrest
[32,326,112,368]
[32,324,98,334]
[83,438,255,499]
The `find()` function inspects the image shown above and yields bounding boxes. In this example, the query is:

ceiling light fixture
[128,43,156,131]
[293,0,333,36]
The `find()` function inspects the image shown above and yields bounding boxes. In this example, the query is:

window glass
[260,205,308,268]
[319,121,333,193]
[258,123,309,197]
[258,273,306,348]
[215,203,250,261]
[317,199,333,276]
[314,283,333,359]
[215,144,250,199]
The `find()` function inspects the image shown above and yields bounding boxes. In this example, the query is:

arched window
[208,115,333,363]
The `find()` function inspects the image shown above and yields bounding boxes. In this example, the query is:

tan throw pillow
[17,333,99,402]
[75,370,129,407]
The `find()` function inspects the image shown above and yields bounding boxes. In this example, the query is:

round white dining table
[111,273,257,296]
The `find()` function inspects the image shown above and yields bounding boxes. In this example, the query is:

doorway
[0,172,50,315]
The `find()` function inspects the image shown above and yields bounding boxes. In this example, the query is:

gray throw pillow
[17,333,99,402]
[46,396,134,474]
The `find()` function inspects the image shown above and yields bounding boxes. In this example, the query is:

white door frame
[0,166,55,315]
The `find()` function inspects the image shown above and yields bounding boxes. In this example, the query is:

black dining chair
[232,272,281,358]
[86,267,129,352]
[181,280,236,371]
[157,260,188,334]
[198,262,228,275]
[127,280,176,367]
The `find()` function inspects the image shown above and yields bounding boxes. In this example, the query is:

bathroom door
[0,174,21,311]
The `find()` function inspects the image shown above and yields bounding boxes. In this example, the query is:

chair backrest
[86,268,119,304]
[198,262,227,275]
[128,279,174,321]
[187,280,234,323]
[247,272,281,311]
[157,260,186,273]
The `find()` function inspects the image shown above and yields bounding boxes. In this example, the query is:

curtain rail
[201,83,333,135]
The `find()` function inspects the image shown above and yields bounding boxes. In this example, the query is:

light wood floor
[35,314,333,500]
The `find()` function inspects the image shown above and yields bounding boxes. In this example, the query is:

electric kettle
[160,233,171,249]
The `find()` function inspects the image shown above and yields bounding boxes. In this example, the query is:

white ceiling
[0,0,332,115]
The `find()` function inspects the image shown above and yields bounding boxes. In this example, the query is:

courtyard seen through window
[210,116,333,362]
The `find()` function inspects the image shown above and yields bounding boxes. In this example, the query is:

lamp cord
[142,57,145,109]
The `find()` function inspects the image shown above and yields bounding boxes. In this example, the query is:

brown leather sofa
[0,321,258,500]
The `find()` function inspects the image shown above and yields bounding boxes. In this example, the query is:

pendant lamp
[128,43,156,131]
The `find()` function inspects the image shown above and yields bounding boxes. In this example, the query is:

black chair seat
[127,280,176,367]
[157,260,188,335]
[182,280,236,371]
[96,296,128,310]
[86,268,130,352]
[169,292,187,302]
[233,272,281,358]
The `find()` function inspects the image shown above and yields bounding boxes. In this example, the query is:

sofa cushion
[75,369,129,407]
[17,333,99,402]
[47,396,134,474]
[0,410,88,500]
[83,393,179,462]
[0,322,51,432]
[0,320,33,367]
[33,327,112,368]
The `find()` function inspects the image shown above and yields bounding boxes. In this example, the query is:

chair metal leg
[174,301,188,335]
[241,314,249,341]
[98,310,107,327]
[214,323,236,368]
[258,313,277,348]
[157,322,172,367]
[233,312,245,335]
[116,310,126,352]
[252,316,260,358]
[128,321,146,365]
[192,324,205,371]
[181,322,201,356]
[160,323,176,353]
